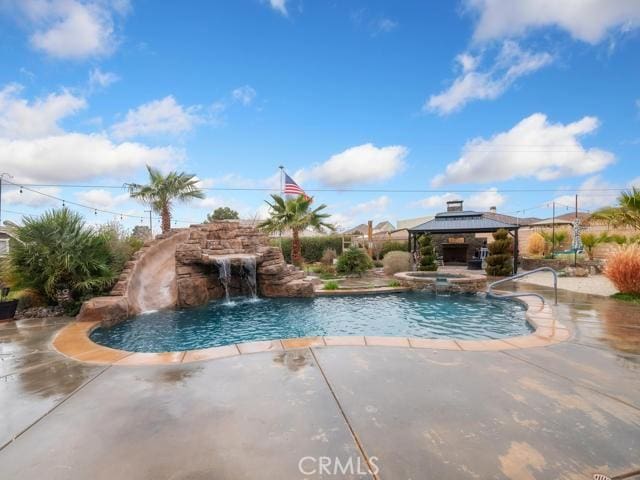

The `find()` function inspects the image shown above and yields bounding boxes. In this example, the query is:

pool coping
[52,294,572,366]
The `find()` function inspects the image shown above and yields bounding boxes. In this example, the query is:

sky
[0,0,639,232]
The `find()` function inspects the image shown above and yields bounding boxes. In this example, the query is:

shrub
[380,241,408,258]
[373,259,383,268]
[323,280,340,290]
[97,222,144,274]
[418,234,437,271]
[316,264,337,279]
[604,244,640,295]
[485,229,513,276]
[8,208,117,305]
[580,232,608,260]
[275,235,343,263]
[336,247,373,276]
[14,288,47,310]
[382,251,412,275]
[321,248,337,265]
[527,232,545,256]
[388,279,401,287]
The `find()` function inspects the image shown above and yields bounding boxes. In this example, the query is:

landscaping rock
[77,296,129,327]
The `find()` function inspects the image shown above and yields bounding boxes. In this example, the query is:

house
[0,226,17,256]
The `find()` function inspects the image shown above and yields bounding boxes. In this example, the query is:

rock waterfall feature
[77,221,313,326]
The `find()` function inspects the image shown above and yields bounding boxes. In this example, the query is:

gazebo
[408,200,521,273]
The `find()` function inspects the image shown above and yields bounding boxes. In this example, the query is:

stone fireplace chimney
[446,200,464,212]
[489,206,497,213]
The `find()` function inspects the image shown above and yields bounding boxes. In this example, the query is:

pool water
[90,292,532,353]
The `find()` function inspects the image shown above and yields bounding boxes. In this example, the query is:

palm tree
[259,194,334,266]
[592,187,640,230]
[128,166,204,233]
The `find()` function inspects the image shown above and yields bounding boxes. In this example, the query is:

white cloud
[0,83,86,139]
[467,0,640,44]
[426,41,553,114]
[554,176,616,211]
[232,85,257,106]
[0,83,182,184]
[307,143,407,187]
[267,0,288,16]
[329,195,391,230]
[2,186,61,207]
[89,67,119,90]
[10,0,130,59]
[412,189,505,212]
[111,96,203,140]
[374,18,398,35]
[75,189,130,209]
[0,134,180,184]
[432,113,614,186]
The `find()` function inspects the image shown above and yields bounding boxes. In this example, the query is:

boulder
[77,296,129,327]
[177,276,210,307]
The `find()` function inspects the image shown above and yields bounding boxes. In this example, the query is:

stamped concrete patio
[1,285,639,479]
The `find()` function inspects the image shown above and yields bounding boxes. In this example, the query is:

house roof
[482,211,541,226]
[531,212,591,227]
[409,210,519,233]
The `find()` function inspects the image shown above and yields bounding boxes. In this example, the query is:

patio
[1,285,639,479]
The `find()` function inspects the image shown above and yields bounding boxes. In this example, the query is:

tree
[485,229,513,276]
[258,194,334,266]
[131,225,152,241]
[417,234,438,271]
[205,207,239,222]
[8,208,116,305]
[592,187,640,230]
[128,165,204,233]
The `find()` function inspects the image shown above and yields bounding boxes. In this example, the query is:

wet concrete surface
[0,286,639,479]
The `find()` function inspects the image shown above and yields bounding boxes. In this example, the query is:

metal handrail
[487,267,558,306]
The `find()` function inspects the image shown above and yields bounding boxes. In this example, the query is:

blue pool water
[90,292,532,352]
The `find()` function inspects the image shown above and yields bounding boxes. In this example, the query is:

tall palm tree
[128,166,204,233]
[259,194,334,266]
[592,187,640,230]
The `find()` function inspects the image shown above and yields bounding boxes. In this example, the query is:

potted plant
[0,286,18,321]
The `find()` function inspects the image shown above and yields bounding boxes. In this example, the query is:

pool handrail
[487,267,558,306]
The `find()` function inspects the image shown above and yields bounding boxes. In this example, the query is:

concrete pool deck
[1,286,639,479]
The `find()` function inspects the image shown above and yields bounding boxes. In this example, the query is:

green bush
[382,251,412,275]
[274,235,344,263]
[418,234,437,271]
[485,229,513,276]
[323,280,340,290]
[388,280,401,287]
[336,247,373,276]
[380,241,408,258]
[8,208,118,306]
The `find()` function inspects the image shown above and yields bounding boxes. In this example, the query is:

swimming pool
[90,292,532,353]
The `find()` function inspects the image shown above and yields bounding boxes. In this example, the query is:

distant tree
[205,207,240,222]
[128,165,204,233]
[131,225,152,241]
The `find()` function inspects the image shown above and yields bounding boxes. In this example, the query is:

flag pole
[278,165,284,252]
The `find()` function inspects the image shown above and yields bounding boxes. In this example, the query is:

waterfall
[215,258,231,303]
[241,256,258,300]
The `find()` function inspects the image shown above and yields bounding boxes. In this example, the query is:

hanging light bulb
[94,209,97,215]
[120,214,123,220]
[19,186,23,194]
[62,200,66,207]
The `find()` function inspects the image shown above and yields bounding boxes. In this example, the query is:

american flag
[283,173,309,199]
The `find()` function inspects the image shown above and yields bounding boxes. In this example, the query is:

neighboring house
[0,227,17,256]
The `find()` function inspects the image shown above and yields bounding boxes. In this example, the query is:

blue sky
[0,0,639,232]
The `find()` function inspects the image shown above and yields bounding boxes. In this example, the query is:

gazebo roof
[409,210,519,234]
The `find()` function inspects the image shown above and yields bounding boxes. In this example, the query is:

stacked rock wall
[175,221,314,307]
